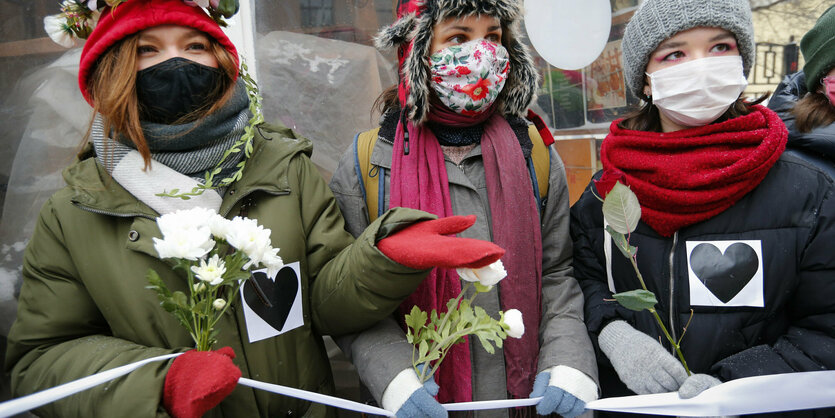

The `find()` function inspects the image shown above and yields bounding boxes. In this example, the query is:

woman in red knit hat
[571,0,835,415]
[4,1,506,417]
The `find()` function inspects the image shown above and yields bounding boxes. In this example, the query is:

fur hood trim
[376,0,539,124]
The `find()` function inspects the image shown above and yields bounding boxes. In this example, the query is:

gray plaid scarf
[92,80,250,214]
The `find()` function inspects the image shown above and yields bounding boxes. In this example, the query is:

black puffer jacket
[571,152,835,417]
[768,71,835,177]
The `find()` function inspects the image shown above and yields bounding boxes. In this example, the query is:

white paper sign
[686,240,764,307]
[240,261,304,343]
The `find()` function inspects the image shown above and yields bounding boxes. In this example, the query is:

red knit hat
[78,0,238,104]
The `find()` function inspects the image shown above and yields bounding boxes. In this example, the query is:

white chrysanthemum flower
[213,298,226,310]
[156,209,205,236]
[503,309,524,339]
[153,226,214,260]
[208,214,233,240]
[225,216,274,267]
[190,254,226,285]
[457,260,507,286]
[85,0,97,10]
[262,250,284,278]
[43,15,74,48]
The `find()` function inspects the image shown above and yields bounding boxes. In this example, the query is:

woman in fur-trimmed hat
[570,0,835,415]
[329,1,599,417]
[5,1,506,417]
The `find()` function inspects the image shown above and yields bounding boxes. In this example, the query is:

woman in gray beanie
[570,0,835,415]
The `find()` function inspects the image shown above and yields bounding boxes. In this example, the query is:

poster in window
[585,40,627,111]
[584,11,640,124]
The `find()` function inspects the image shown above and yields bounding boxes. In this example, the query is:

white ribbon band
[237,378,394,416]
[1,353,833,418]
[0,353,182,418]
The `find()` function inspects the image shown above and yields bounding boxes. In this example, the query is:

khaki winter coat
[5,123,433,417]
[329,121,598,416]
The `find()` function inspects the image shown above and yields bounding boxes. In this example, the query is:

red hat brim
[78,0,238,105]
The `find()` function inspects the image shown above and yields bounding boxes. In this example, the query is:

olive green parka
[5,123,433,417]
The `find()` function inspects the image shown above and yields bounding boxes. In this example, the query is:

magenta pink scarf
[391,106,542,402]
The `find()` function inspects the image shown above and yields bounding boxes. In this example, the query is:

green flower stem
[627,252,691,376]
[416,282,473,382]
[419,320,497,384]
[183,262,203,350]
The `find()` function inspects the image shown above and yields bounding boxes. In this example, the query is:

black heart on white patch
[689,243,759,303]
[242,266,299,331]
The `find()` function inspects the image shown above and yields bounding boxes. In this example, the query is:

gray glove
[598,320,688,394]
[678,373,721,399]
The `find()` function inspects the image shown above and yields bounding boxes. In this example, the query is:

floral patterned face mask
[429,39,510,116]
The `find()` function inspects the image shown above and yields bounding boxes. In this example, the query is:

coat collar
[65,122,311,218]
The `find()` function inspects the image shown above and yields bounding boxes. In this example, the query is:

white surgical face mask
[647,56,748,127]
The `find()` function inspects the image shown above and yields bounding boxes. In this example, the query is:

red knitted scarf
[601,105,787,237]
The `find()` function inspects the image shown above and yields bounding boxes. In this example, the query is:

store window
[0,0,641,407]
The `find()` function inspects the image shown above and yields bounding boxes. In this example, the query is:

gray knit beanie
[621,0,755,98]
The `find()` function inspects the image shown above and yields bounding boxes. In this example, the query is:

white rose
[43,15,74,48]
[213,298,227,310]
[190,254,226,285]
[153,227,214,260]
[503,309,524,339]
[457,260,507,286]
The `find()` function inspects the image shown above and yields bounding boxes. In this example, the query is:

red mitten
[163,347,241,418]
[377,215,505,270]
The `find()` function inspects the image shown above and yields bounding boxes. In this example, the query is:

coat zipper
[668,231,678,351]
[72,203,155,220]
[221,189,289,217]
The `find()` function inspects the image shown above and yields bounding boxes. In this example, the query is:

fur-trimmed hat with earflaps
[376,0,539,124]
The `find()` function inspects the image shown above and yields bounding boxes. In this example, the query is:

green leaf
[192,299,211,315]
[160,299,178,313]
[424,350,441,363]
[405,306,428,331]
[605,225,637,260]
[217,0,239,17]
[613,289,658,311]
[172,291,188,309]
[418,340,429,361]
[602,182,641,234]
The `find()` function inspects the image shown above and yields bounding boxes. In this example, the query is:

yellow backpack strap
[527,124,550,206]
[353,127,383,222]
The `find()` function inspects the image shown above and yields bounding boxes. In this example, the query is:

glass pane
[1,0,87,406]
[254,1,398,180]
[528,2,641,132]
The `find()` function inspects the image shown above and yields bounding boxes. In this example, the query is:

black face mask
[136,57,224,124]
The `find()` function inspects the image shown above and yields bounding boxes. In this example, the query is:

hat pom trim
[375,13,418,50]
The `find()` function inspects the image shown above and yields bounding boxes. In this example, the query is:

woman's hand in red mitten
[163,347,241,418]
[377,215,505,270]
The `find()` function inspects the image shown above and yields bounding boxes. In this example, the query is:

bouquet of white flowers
[146,207,283,351]
[404,260,525,383]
